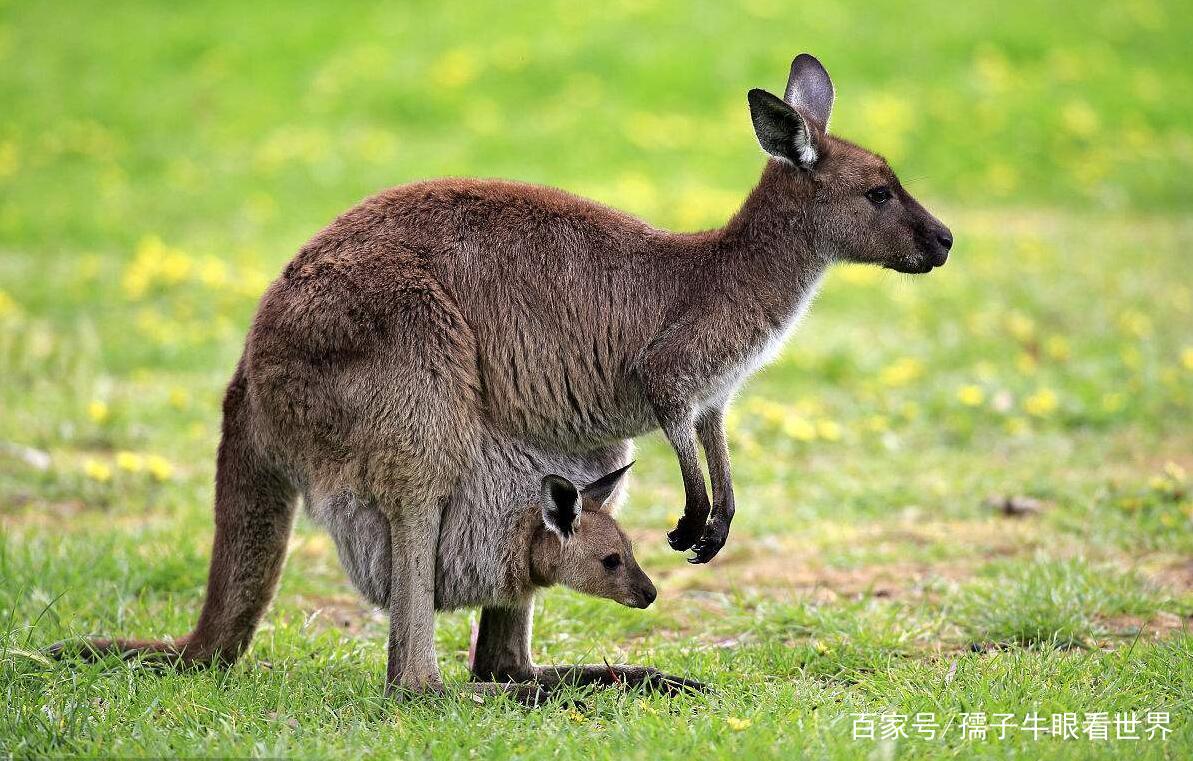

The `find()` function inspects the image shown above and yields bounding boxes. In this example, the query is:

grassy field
[2,1,1191,758]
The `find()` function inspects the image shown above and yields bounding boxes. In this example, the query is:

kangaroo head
[530,463,657,609]
[747,53,952,274]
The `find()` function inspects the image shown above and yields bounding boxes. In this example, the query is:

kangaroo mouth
[888,248,947,274]
[886,259,936,275]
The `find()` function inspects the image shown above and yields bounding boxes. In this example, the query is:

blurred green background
[1,1,1191,758]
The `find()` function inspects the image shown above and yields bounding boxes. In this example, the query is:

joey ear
[580,461,634,511]
[784,53,835,130]
[541,475,581,540]
[748,88,819,168]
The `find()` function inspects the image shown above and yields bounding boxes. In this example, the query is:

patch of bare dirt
[295,595,386,635]
[1098,612,1191,641]
[649,518,1055,602]
[1148,558,1193,593]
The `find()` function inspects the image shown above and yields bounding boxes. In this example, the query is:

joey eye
[601,553,622,571]
[865,186,893,206]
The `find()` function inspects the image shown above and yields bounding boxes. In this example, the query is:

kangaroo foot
[522,664,709,696]
[46,635,232,670]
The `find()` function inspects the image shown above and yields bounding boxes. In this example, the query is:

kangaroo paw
[667,510,708,551]
[687,514,730,564]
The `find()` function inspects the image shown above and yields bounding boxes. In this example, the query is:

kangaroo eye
[601,553,622,571]
[865,186,893,206]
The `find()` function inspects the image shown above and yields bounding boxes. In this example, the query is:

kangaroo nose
[936,229,953,251]
[642,585,657,606]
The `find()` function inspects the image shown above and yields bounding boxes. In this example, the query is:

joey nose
[936,229,953,251]
[641,584,657,607]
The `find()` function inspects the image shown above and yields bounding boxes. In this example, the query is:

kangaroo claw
[687,518,729,564]
[667,514,706,552]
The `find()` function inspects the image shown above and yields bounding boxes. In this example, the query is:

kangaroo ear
[784,53,835,130]
[580,461,634,512]
[541,475,581,540]
[748,88,819,168]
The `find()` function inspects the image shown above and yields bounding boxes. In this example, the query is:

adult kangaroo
[52,53,950,696]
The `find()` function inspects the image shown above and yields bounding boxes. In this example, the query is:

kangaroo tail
[49,361,298,668]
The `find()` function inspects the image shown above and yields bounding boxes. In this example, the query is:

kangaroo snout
[625,570,657,609]
[929,226,953,267]
[628,580,657,609]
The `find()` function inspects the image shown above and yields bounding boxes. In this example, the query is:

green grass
[2,0,1192,758]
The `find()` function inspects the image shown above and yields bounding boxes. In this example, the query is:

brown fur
[50,54,949,700]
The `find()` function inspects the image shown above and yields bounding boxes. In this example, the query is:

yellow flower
[864,415,889,433]
[1045,336,1071,362]
[726,717,753,731]
[973,45,1012,92]
[984,162,1018,195]
[837,264,880,285]
[0,289,21,318]
[145,454,174,482]
[1015,352,1038,376]
[1005,416,1030,436]
[815,419,842,442]
[613,172,658,217]
[83,459,112,483]
[1005,312,1035,342]
[1118,497,1144,513]
[197,257,229,288]
[1061,99,1099,138]
[159,249,192,284]
[1101,392,1125,413]
[1117,309,1152,338]
[1121,346,1142,370]
[169,387,190,410]
[430,49,478,89]
[879,357,923,387]
[1024,388,1059,417]
[0,140,19,178]
[1181,347,1193,371]
[115,451,144,472]
[956,385,985,407]
[87,400,109,423]
[783,416,817,442]
[122,235,193,299]
[859,92,914,160]
[1164,462,1187,484]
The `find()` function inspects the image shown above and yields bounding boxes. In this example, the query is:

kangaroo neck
[673,161,830,313]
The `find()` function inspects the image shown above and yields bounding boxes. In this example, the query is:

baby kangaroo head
[748,53,952,274]
[532,464,657,609]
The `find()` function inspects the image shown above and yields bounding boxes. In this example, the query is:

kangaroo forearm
[696,407,735,516]
[660,417,711,521]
